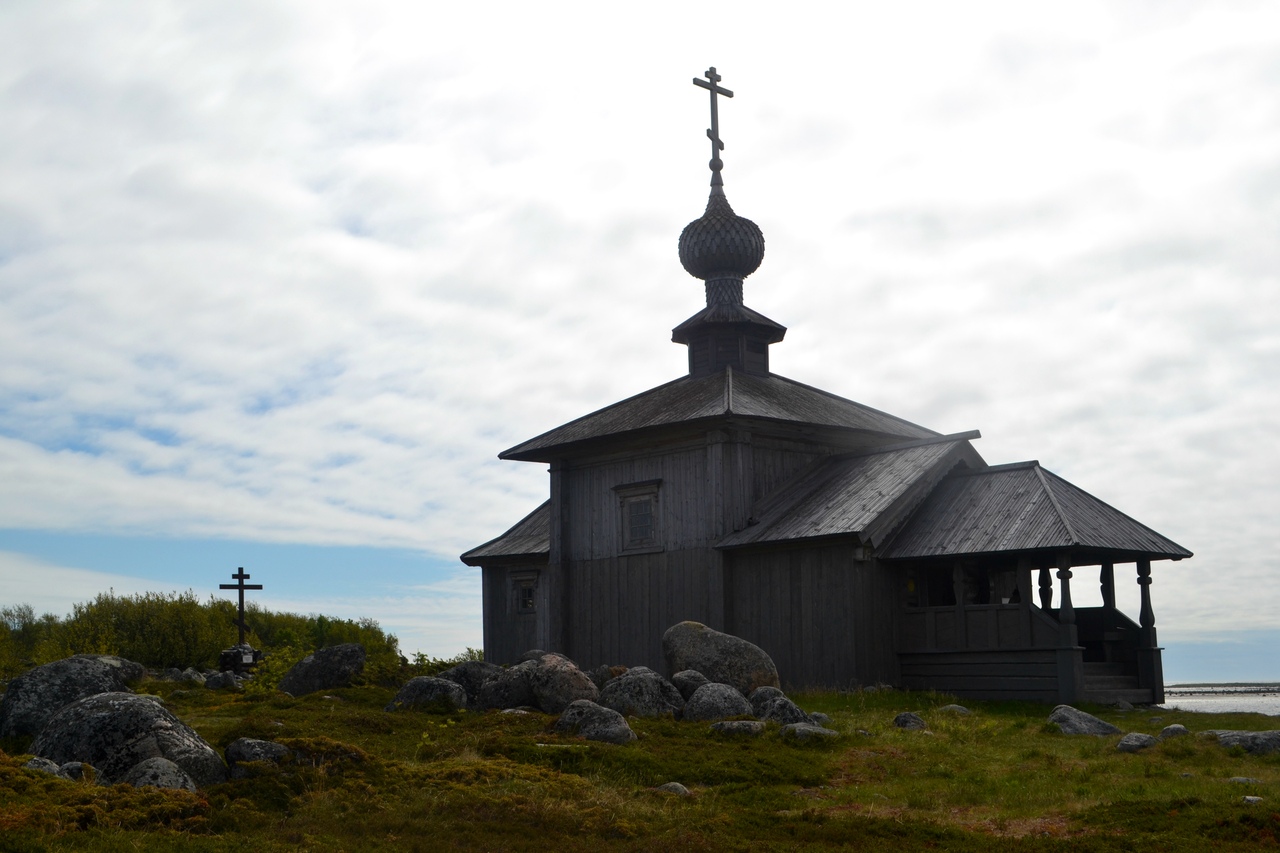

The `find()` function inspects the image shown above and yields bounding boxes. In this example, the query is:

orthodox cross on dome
[693,66,734,187]
[220,567,263,646]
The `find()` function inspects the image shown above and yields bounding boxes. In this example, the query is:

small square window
[511,571,538,615]
[614,480,662,553]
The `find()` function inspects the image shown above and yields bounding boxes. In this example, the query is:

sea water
[1161,685,1280,716]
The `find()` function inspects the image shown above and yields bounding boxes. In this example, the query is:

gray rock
[528,654,599,714]
[31,692,227,787]
[1117,732,1158,753]
[0,655,143,737]
[178,668,206,686]
[781,722,840,741]
[203,671,240,691]
[477,661,538,710]
[553,699,637,745]
[278,644,366,697]
[56,761,99,783]
[23,756,61,776]
[1160,724,1189,739]
[1114,700,1134,711]
[683,682,753,722]
[598,667,683,718]
[1048,705,1121,736]
[747,686,786,717]
[1202,730,1280,756]
[938,704,971,715]
[655,782,691,796]
[226,738,292,779]
[518,649,550,663]
[1229,776,1262,785]
[385,676,468,712]
[670,670,709,701]
[436,660,503,706]
[808,712,832,727]
[760,695,809,726]
[120,757,197,792]
[662,622,780,697]
[894,712,927,730]
[589,664,628,691]
[1243,796,1265,805]
[710,720,766,736]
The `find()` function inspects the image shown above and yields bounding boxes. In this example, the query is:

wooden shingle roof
[879,462,1192,562]
[459,501,550,565]
[500,367,938,462]
[717,433,983,550]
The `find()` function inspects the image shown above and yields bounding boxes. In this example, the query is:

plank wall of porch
[896,553,1164,705]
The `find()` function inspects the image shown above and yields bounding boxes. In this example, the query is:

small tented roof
[717,433,983,550]
[501,368,938,462]
[459,501,550,565]
[879,462,1192,562]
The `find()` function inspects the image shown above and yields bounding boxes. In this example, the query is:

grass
[1,682,1278,851]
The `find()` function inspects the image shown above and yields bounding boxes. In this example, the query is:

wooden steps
[1081,662,1154,705]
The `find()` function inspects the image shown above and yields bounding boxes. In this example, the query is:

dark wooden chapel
[462,69,1191,705]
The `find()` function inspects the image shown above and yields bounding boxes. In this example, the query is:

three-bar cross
[693,66,734,187]
[220,567,263,646]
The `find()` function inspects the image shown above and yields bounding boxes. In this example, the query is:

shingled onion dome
[678,185,765,284]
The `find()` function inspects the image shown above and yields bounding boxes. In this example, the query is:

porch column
[1134,559,1164,701]
[1099,563,1115,611]
[1055,551,1082,703]
[1038,565,1053,610]
[952,560,967,648]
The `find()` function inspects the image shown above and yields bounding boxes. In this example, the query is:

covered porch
[879,460,1191,704]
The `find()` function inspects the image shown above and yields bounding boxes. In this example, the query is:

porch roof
[460,500,550,565]
[878,462,1192,561]
[717,433,983,550]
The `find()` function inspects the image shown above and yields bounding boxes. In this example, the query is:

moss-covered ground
[2,684,1278,851]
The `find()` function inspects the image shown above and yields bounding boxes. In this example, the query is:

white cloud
[0,1,1278,651]
[0,551,157,619]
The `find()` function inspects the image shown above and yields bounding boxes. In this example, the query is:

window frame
[613,479,663,555]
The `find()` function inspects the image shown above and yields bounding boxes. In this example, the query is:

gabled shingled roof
[500,367,938,462]
[879,462,1192,561]
[459,501,550,564]
[717,433,983,550]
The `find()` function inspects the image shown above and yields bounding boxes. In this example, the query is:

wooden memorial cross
[693,66,734,186]
[220,567,263,646]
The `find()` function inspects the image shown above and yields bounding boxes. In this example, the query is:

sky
[1,1,1277,682]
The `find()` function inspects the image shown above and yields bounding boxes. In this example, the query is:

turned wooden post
[1038,565,1053,610]
[1056,553,1075,627]
[1100,562,1115,611]
[1134,558,1164,700]
[1054,552,1082,702]
[952,560,967,648]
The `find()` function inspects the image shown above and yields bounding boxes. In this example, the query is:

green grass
[2,683,1278,851]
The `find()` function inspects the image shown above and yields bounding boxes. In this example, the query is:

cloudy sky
[1,1,1277,681]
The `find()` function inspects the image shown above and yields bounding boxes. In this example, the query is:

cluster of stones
[1,643,369,792]
[384,622,839,745]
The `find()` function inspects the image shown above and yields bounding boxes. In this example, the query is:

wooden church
[462,69,1191,705]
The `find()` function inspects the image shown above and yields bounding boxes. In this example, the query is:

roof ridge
[1033,464,1082,546]
[841,430,981,460]
[725,364,734,413]
[758,372,942,437]
[948,460,1040,476]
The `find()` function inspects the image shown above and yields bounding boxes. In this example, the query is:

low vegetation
[2,679,1278,851]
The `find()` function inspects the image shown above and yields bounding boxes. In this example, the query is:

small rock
[179,667,206,686]
[781,722,840,741]
[710,720,766,736]
[120,757,197,792]
[894,712,927,730]
[1048,705,1121,736]
[598,667,683,718]
[1148,716,1164,723]
[23,757,61,776]
[56,761,99,783]
[528,654,599,714]
[1159,724,1189,740]
[1114,700,1134,711]
[1201,730,1280,756]
[203,671,240,691]
[226,738,292,779]
[278,644,366,697]
[760,695,809,726]
[478,661,539,710]
[1117,732,1158,753]
[553,699,636,745]
[1229,777,1262,785]
[1243,796,1264,804]
[671,670,709,702]
[747,686,787,717]
[385,677,468,712]
[655,781,690,796]
[808,712,832,727]
[436,660,503,706]
[683,683,753,722]
[937,704,971,715]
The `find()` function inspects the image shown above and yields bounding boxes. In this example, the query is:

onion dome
[678,186,765,281]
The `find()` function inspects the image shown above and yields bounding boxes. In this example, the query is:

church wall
[562,547,723,671]
[724,544,900,690]
[481,561,547,665]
